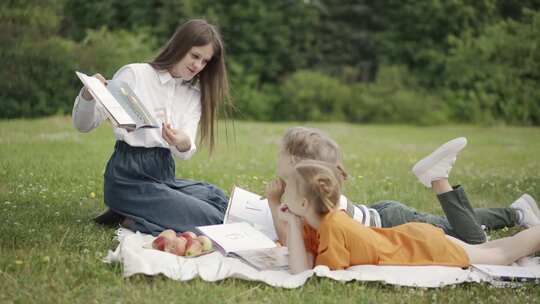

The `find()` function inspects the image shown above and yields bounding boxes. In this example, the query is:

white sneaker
[511,194,540,228]
[412,137,467,188]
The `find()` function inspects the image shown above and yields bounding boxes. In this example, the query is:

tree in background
[443,9,540,125]
[313,0,380,82]
[1,0,158,118]
[1,0,78,118]
[2,0,539,125]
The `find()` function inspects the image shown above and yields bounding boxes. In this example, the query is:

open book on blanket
[75,71,159,131]
[224,186,278,241]
[196,222,288,271]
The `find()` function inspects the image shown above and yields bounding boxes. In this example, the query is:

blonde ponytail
[295,160,342,215]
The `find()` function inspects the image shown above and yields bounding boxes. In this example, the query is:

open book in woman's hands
[76,71,159,131]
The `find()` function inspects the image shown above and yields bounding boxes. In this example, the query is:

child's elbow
[289,260,312,274]
[289,265,310,275]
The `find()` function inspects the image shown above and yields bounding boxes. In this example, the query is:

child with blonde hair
[280,159,540,274]
[266,127,539,245]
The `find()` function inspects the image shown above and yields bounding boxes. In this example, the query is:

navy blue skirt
[104,141,228,235]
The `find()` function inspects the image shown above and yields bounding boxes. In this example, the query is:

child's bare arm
[266,179,289,244]
[281,208,312,274]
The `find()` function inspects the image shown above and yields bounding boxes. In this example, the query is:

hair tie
[318,179,331,195]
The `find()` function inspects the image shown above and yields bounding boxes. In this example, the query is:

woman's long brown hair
[149,19,231,153]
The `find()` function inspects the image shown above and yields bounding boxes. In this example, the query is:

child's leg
[471,194,540,229]
[474,207,518,230]
[412,137,467,188]
[412,137,486,244]
[371,200,454,232]
[414,138,540,231]
[372,200,493,244]
[433,181,486,244]
[431,179,452,194]
[447,225,540,265]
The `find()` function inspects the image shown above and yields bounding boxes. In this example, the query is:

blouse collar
[157,69,196,88]
[157,70,174,84]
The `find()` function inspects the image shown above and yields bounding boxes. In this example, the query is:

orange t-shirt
[303,210,470,270]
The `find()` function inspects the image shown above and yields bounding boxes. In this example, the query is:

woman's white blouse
[72,63,201,160]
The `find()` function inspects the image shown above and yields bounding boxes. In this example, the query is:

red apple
[196,235,213,251]
[159,229,177,241]
[178,231,197,239]
[185,239,203,257]
[172,237,188,256]
[164,238,177,253]
[152,236,167,251]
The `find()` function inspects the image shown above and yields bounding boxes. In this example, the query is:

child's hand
[266,178,285,206]
[278,203,301,224]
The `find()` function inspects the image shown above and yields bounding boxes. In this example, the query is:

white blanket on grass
[104,228,538,288]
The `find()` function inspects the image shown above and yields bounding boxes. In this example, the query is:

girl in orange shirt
[279,159,540,274]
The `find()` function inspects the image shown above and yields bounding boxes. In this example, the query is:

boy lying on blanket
[265,127,540,248]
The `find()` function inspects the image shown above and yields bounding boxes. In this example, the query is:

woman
[72,19,232,235]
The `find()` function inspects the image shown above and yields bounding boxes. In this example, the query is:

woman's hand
[81,73,107,101]
[162,123,191,152]
[266,178,285,207]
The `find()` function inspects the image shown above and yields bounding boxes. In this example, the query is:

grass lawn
[1,116,539,303]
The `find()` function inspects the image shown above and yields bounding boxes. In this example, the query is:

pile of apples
[152,229,213,257]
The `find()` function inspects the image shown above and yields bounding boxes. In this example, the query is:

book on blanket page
[196,222,288,271]
[75,71,159,131]
[223,186,278,241]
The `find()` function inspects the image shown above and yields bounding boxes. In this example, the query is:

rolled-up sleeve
[72,88,107,133]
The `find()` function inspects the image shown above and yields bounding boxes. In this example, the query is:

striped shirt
[338,195,381,227]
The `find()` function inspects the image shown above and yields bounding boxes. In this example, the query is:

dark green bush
[228,61,280,121]
[0,10,155,118]
[345,66,448,125]
[75,27,156,78]
[2,1,538,126]
[0,4,78,118]
[253,67,448,125]
[277,70,350,121]
[442,9,540,125]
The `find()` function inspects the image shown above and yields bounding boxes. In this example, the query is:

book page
[234,247,289,271]
[224,186,278,241]
[197,222,277,254]
[107,80,159,128]
[75,71,134,126]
